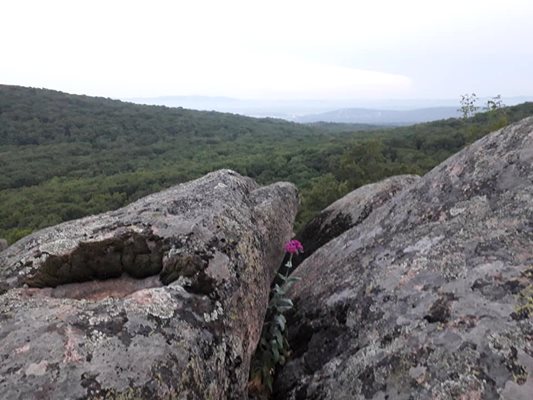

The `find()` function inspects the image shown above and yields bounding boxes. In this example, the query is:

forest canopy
[1,84,532,243]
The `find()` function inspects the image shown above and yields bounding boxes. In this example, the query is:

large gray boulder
[295,174,419,266]
[275,118,533,399]
[0,169,299,399]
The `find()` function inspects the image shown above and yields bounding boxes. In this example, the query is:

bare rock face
[0,170,299,399]
[275,118,533,399]
[294,175,419,266]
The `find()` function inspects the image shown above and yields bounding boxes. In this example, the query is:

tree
[459,93,479,119]
[484,94,504,111]
[484,94,508,130]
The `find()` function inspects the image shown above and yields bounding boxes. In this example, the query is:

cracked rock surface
[0,169,298,400]
[275,117,533,399]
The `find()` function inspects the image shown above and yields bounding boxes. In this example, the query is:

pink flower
[284,239,304,254]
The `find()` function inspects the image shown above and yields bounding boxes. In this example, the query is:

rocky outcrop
[275,117,533,399]
[0,238,7,252]
[0,170,298,399]
[295,174,419,266]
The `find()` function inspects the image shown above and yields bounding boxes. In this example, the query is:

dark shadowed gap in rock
[24,231,213,300]
[270,211,352,292]
[423,293,457,324]
[26,232,167,288]
[297,210,353,263]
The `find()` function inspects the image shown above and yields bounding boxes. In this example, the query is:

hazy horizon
[1,0,532,102]
[123,93,533,121]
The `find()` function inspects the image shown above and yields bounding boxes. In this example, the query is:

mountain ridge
[127,94,533,122]
[295,106,461,124]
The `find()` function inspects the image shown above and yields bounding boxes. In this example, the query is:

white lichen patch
[163,246,183,263]
[397,258,428,286]
[326,287,358,307]
[171,275,193,289]
[449,206,466,217]
[335,335,407,387]
[487,329,530,359]
[126,288,176,319]
[88,313,111,326]
[25,360,48,376]
[431,375,485,400]
[403,235,445,255]
[15,343,31,354]
[89,329,107,343]
[203,301,223,322]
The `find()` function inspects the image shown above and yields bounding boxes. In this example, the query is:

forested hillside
[1,84,532,243]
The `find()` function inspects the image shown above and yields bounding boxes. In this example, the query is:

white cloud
[0,0,531,99]
[112,54,413,99]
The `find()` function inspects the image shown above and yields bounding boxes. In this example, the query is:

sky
[1,0,532,101]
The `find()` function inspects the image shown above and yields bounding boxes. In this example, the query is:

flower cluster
[284,239,303,254]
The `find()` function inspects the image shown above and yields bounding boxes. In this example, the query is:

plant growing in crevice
[249,240,303,396]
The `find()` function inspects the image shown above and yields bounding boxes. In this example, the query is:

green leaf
[272,284,286,297]
[283,281,295,291]
[275,330,284,347]
[265,374,273,392]
[279,298,293,307]
[271,296,292,312]
[271,341,280,363]
[275,314,286,331]
[277,272,287,281]
[269,324,280,337]
[269,296,281,307]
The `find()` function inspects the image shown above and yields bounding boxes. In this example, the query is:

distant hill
[0,85,318,148]
[296,107,461,125]
[128,95,533,121]
[129,97,463,123]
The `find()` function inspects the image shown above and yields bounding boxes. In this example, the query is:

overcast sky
[1,0,532,100]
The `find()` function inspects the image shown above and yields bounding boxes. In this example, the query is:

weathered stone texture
[295,174,419,266]
[0,169,298,400]
[275,117,533,399]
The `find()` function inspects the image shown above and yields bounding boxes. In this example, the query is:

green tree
[297,174,348,229]
[338,139,387,188]
[484,94,504,111]
[459,93,479,119]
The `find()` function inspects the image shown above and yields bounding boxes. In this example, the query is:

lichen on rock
[286,174,419,272]
[0,169,299,399]
[274,117,533,400]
